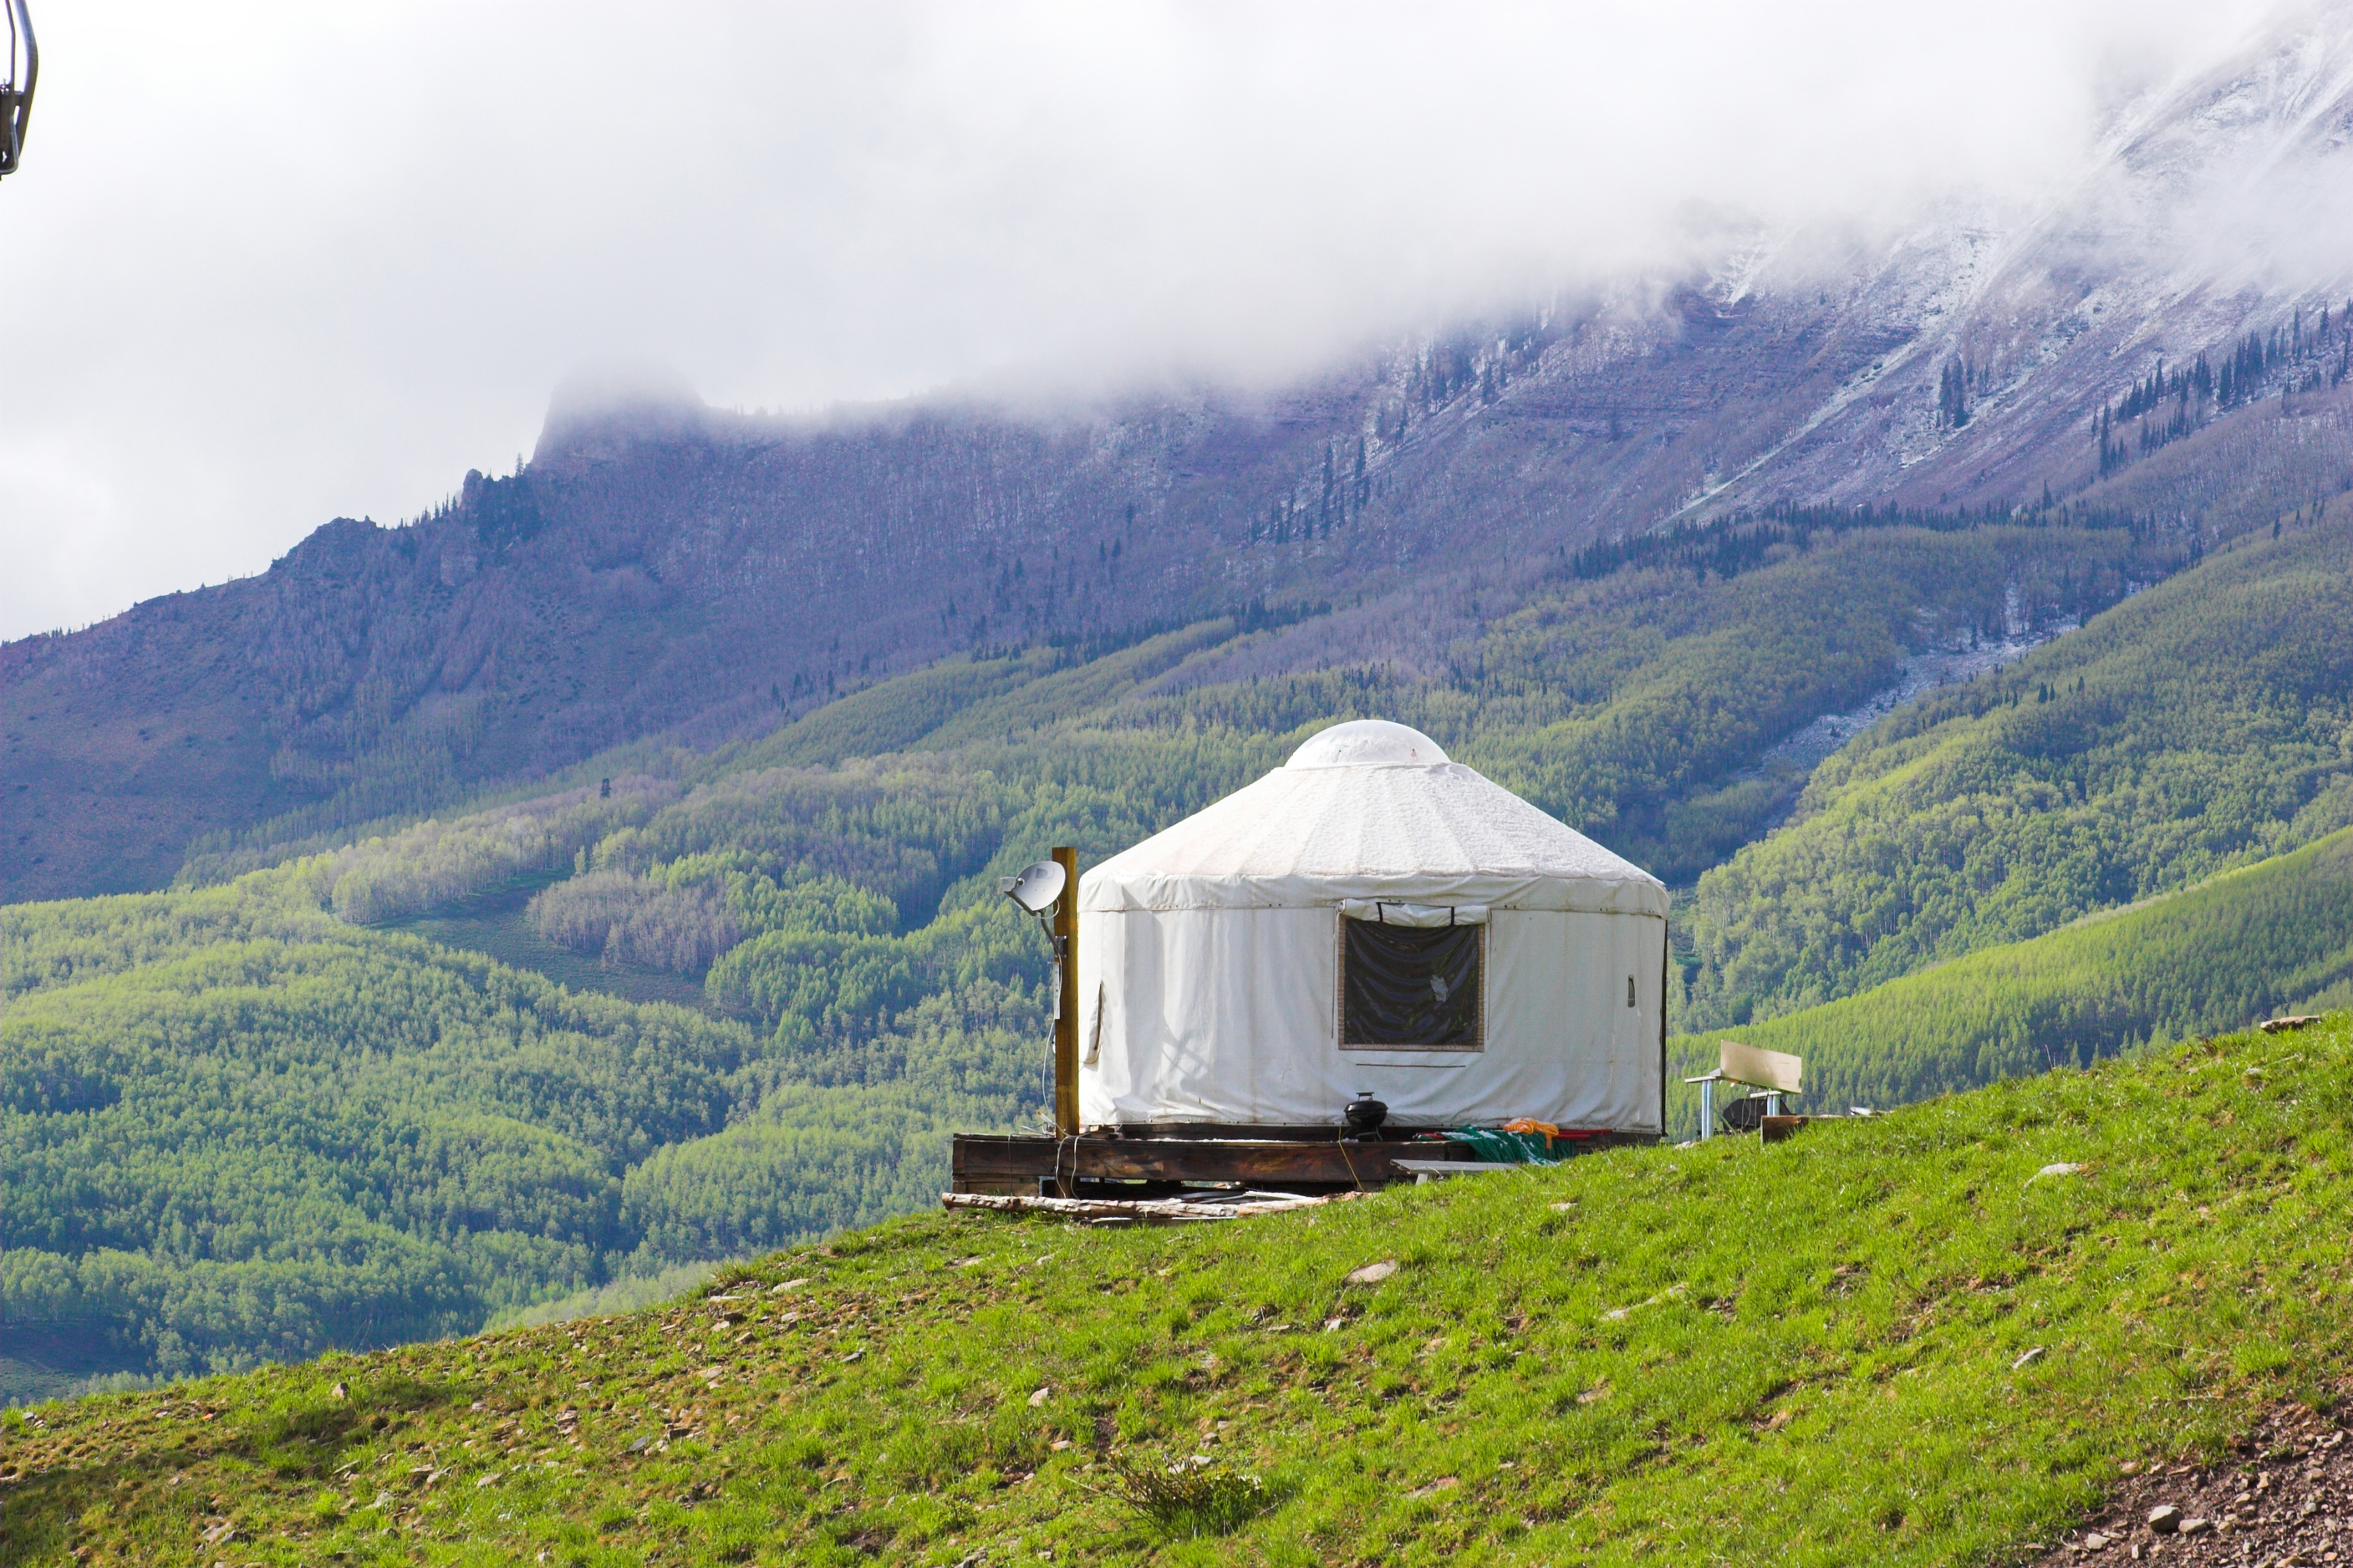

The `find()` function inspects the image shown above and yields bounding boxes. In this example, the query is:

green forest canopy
[1666,824,2353,1134]
[1685,517,2353,1030]
[0,868,1045,1399]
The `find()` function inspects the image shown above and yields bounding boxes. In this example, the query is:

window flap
[1338,900,1487,927]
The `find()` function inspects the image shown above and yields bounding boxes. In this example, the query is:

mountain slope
[186,507,2179,900]
[1688,502,2353,1027]
[0,866,1044,1402]
[2,1016,2347,1565]
[1671,824,2353,1128]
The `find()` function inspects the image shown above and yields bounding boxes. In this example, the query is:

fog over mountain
[10,3,2353,904]
[0,0,2291,640]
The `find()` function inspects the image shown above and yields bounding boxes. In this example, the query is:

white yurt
[1074,719,1669,1134]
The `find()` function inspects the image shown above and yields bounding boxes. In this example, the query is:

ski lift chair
[1,0,34,181]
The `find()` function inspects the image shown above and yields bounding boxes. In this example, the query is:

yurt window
[1338,906,1485,1050]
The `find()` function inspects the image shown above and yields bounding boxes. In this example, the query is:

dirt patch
[2030,1402,2353,1564]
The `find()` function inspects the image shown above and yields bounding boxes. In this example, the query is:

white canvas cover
[1075,720,1669,1133]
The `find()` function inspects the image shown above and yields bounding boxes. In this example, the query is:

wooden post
[1052,845,1079,1144]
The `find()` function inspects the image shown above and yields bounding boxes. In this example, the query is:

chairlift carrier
[0,0,34,181]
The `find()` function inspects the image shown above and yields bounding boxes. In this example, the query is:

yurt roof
[1080,720,1668,917]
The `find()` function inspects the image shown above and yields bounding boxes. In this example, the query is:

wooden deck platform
[949,1128,1653,1197]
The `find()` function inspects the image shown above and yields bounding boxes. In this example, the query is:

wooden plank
[1393,1159,1524,1184]
[950,1131,1655,1192]
[1080,1141,1388,1184]
[951,1136,1057,1194]
[943,1190,1367,1224]
[1719,1039,1803,1093]
[951,1133,1474,1188]
[949,1168,1041,1197]
[1390,1159,1520,1174]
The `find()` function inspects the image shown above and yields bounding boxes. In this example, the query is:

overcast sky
[0,1,2279,640]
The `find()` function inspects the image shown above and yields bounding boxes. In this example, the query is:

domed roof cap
[1082,714,1666,918]
[1286,719,1449,770]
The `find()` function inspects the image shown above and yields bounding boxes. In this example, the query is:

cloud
[0,0,2281,638]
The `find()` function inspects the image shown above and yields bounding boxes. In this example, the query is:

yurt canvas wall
[1074,720,1669,1133]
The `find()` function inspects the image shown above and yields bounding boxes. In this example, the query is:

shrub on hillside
[527,869,741,973]
[322,777,677,925]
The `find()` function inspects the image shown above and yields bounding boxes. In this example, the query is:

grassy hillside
[3,1016,2348,1565]
[1687,511,2353,1028]
[1668,826,2353,1132]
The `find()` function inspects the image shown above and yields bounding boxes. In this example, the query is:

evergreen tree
[1938,359,1972,429]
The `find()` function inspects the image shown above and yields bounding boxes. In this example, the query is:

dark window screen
[1341,919,1483,1049]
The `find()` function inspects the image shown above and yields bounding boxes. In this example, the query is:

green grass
[7,1015,2351,1565]
[1669,824,2353,1128]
